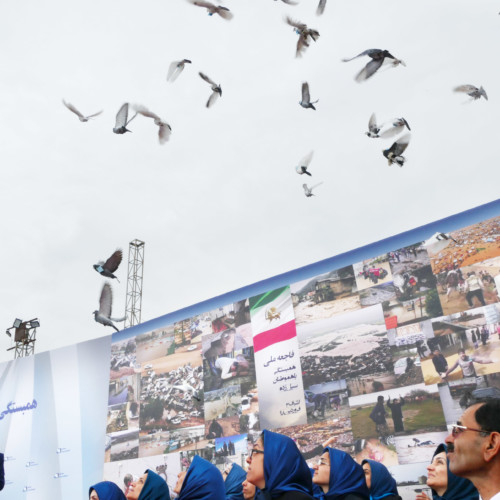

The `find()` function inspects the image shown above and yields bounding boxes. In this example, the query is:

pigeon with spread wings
[113,103,138,134]
[199,72,222,108]
[383,134,411,167]
[94,249,123,282]
[62,100,103,122]
[134,105,172,144]
[342,49,405,82]
[93,283,125,332]
[296,151,313,176]
[167,59,192,82]
[300,82,318,110]
[317,0,327,15]
[286,17,320,57]
[379,117,411,138]
[303,182,323,197]
[454,84,488,101]
[189,1,233,20]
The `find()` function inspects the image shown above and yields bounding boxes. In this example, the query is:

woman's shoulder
[277,491,315,500]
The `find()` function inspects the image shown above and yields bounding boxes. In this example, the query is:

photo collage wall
[104,214,500,496]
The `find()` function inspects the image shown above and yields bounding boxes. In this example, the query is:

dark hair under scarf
[430,444,478,500]
[136,469,170,500]
[225,463,248,500]
[89,481,126,500]
[360,460,398,500]
[322,448,369,500]
[261,429,313,498]
[179,455,226,500]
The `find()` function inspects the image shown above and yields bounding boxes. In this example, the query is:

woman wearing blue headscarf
[312,448,369,500]
[246,429,314,499]
[175,455,226,499]
[361,460,400,500]
[89,481,126,500]
[416,444,478,500]
[125,469,170,500]
[225,463,248,500]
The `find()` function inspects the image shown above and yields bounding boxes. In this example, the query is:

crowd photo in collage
[103,215,500,499]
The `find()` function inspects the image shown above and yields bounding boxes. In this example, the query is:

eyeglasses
[451,424,492,437]
[249,448,264,458]
[316,458,329,467]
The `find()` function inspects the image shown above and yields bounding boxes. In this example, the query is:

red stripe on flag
[253,320,297,353]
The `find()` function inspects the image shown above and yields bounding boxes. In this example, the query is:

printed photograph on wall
[353,254,393,292]
[297,305,393,393]
[110,337,138,379]
[303,379,350,423]
[389,344,424,387]
[136,325,176,363]
[109,429,139,462]
[426,215,500,275]
[139,425,206,457]
[204,385,242,438]
[387,462,430,500]
[353,437,399,467]
[359,282,396,309]
[393,430,449,465]
[388,244,430,276]
[213,433,248,465]
[291,265,361,326]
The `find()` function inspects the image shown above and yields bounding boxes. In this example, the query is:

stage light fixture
[29,320,40,328]
[13,318,22,328]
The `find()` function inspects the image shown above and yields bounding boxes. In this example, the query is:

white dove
[93,283,125,332]
[134,105,172,144]
[167,59,192,82]
[303,182,323,197]
[62,100,103,122]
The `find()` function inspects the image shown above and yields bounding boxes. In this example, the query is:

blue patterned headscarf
[430,444,478,500]
[89,481,126,500]
[225,463,247,500]
[321,448,369,500]
[260,429,313,499]
[179,455,226,500]
[361,460,398,500]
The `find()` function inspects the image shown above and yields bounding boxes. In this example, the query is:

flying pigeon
[454,84,488,101]
[296,151,313,176]
[199,72,222,108]
[134,105,172,144]
[94,249,123,281]
[379,117,411,138]
[167,59,192,82]
[190,1,233,20]
[342,49,405,82]
[286,17,320,57]
[62,100,103,122]
[366,113,381,138]
[93,283,125,332]
[300,82,319,110]
[113,103,138,134]
[303,182,323,197]
[383,133,411,167]
[317,0,327,15]
[274,0,298,4]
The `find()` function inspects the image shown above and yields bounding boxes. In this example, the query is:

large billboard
[1,198,500,499]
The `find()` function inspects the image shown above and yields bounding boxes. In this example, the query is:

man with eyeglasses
[444,399,500,500]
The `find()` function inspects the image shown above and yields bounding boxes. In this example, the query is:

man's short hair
[474,399,500,433]
[377,395,384,403]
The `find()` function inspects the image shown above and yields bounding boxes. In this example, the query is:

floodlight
[29,320,40,328]
[5,330,11,338]
[13,318,22,328]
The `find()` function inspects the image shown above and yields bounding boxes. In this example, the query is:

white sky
[1,0,499,363]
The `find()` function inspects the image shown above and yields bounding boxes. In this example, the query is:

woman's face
[427,452,448,493]
[362,462,371,490]
[246,438,265,489]
[312,452,330,493]
[126,472,148,500]
[174,470,187,494]
[89,489,99,500]
[242,478,256,500]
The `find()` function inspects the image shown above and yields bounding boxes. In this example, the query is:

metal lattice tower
[124,239,145,329]
[6,319,39,359]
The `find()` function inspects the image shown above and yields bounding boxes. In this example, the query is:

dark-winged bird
[190,1,233,20]
[199,72,222,108]
[366,113,381,137]
[285,17,320,57]
[342,49,405,82]
[134,105,172,144]
[93,283,125,332]
[383,133,411,167]
[63,100,103,122]
[113,103,138,134]
[296,151,313,176]
[454,84,488,101]
[300,82,318,110]
[303,182,323,197]
[167,59,192,82]
[317,0,327,15]
[94,249,123,281]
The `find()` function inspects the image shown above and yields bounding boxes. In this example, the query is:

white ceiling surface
[0,0,498,362]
